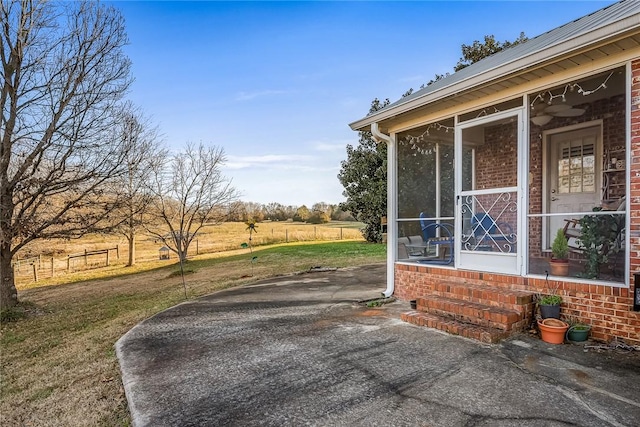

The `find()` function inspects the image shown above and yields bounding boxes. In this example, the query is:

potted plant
[537,292,562,319]
[538,318,569,344]
[578,210,624,279]
[550,228,569,276]
[566,318,591,342]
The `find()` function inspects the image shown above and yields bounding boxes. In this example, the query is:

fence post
[314,227,317,240]
[196,239,199,255]
[38,254,42,269]
[286,229,288,243]
[340,228,343,240]
[67,256,70,272]
[106,249,110,266]
[84,249,88,266]
[116,245,120,259]
[51,257,54,277]
[32,263,38,282]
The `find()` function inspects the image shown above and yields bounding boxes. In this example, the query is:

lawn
[13,221,365,287]
[0,241,386,426]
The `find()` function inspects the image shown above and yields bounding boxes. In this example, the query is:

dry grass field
[1,222,384,426]
[13,221,365,288]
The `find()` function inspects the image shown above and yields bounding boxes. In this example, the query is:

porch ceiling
[352,28,640,134]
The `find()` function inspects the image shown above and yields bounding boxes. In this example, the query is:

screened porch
[395,67,628,285]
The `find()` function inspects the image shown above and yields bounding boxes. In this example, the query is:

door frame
[454,107,525,275]
[541,120,603,251]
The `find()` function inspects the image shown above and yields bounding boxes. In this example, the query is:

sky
[112,0,615,207]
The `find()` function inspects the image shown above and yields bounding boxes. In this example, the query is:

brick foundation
[395,263,640,345]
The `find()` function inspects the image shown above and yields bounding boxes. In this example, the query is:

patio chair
[419,212,454,264]
[471,213,516,252]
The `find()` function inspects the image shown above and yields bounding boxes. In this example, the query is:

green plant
[538,294,562,306]
[0,306,27,323]
[551,228,569,260]
[565,315,589,329]
[578,210,624,279]
[571,323,590,331]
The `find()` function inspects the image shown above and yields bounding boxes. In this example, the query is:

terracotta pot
[549,258,569,276]
[538,318,569,344]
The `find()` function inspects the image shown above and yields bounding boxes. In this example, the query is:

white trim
[454,115,462,265]
[521,94,529,276]
[460,187,518,196]
[527,273,629,289]
[625,60,631,288]
[369,61,635,136]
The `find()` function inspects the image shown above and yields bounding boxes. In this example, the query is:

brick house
[349,0,640,344]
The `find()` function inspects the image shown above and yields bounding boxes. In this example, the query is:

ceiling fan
[531,104,585,126]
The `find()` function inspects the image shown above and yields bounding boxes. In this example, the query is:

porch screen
[396,122,455,262]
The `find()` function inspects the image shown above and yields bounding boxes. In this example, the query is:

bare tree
[0,0,133,310]
[146,143,238,263]
[109,103,165,267]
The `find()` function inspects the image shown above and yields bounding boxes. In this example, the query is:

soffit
[372,32,640,134]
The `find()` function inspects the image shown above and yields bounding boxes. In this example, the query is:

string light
[530,71,614,110]
[475,106,501,118]
[402,122,454,155]
[408,122,454,142]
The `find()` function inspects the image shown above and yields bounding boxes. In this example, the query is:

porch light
[530,114,553,126]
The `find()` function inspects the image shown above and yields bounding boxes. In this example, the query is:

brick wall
[476,122,518,189]
[528,93,626,257]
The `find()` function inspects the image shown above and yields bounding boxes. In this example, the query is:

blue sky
[113,0,614,207]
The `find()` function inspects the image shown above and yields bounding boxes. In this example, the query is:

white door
[546,126,600,248]
[456,109,523,275]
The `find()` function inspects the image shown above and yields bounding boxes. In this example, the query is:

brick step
[429,281,534,313]
[401,311,509,344]
[416,295,524,332]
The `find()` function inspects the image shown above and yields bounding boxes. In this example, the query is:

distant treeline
[228,201,355,224]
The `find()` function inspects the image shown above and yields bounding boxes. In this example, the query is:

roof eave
[348,12,640,132]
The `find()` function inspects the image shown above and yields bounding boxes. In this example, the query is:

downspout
[371,123,395,298]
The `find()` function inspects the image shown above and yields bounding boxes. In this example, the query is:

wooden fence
[13,225,363,285]
[12,246,119,283]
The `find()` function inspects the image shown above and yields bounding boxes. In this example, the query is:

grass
[13,221,365,287]
[0,240,386,426]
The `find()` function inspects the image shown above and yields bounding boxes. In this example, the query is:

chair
[419,212,454,264]
[471,213,516,252]
[562,219,583,253]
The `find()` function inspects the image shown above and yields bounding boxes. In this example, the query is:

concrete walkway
[116,264,640,427]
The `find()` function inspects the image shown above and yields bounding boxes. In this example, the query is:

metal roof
[349,0,640,131]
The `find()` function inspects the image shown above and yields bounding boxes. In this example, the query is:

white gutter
[371,123,395,298]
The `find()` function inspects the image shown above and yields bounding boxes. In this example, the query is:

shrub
[551,228,569,260]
